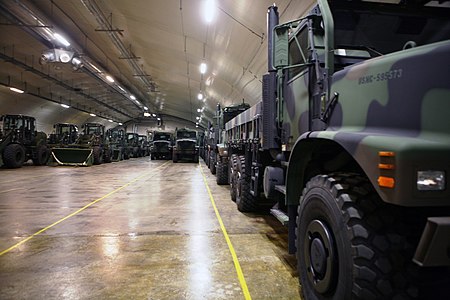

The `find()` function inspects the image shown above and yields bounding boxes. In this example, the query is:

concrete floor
[0,157,302,299]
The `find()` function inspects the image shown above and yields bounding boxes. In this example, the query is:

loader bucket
[50,148,94,166]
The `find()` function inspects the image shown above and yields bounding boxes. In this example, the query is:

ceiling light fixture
[118,122,123,125]
[144,112,151,117]
[60,103,70,108]
[203,0,217,23]
[9,87,24,93]
[197,92,203,100]
[200,62,207,74]
[152,114,157,117]
[90,113,96,117]
[197,108,201,113]
[53,33,71,47]
[143,106,148,111]
[106,75,115,83]
[130,95,136,100]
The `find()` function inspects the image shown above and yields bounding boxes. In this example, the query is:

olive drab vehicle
[106,128,129,161]
[207,103,250,184]
[224,0,450,299]
[126,132,142,158]
[0,114,49,168]
[138,135,150,157]
[172,128,198,163]
[150,131,173,160]
[47,123,79,146]
[50,122,111,166]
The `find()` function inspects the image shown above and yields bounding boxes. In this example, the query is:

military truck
[223,1,450,298]
[172,128,198,163]
[150,131,173,160]
[50,122,111,166]
[0,114,49,168]
[208,103,250,184]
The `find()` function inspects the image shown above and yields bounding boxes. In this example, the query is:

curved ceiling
[0,0,313,133]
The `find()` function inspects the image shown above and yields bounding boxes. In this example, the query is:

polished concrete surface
[0,158,302,299]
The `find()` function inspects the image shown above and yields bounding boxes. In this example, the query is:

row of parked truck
[0,113,201,168]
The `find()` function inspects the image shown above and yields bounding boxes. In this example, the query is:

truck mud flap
[413,217,450,267]
[49,148,94,166]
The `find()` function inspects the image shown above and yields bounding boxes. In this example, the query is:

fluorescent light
[90,113,96,117]
[108,119,113,122]
[130,95,136,100]
[197,93,203,100]
[9,87,24,93]
[152,114,156,117]
[197,108,201,112]
[144,112,151,117]
[200,62,207,74]
[118,122,123,125]
[203,0,216,23]
[106,75,115,83]
[54,33,70,47]
[143,106,148,111]
[157,117,161,121]
[60,103,70,108]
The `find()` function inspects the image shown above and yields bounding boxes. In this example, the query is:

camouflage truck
[0,114,49,168]
[225,1,450,298]
[208,103,250,184]
[150,131,173,160]
[172,128,198,163]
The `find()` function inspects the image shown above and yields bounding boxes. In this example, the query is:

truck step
[275,185,286,195]
[270,208,289,226]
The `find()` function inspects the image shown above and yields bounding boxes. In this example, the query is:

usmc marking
[358,69,403,85]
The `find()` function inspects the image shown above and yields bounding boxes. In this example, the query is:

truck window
[288,26,309,79]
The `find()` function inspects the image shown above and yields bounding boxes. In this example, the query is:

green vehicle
[0,114,49,168]
[126,132,142,158]
[47,123,79,146]
[150,131,173,160]
[172,128,198,163]
[224,1,450,298]
[50,123,111,166]
[208,103,250,184]
[106,127,129,161]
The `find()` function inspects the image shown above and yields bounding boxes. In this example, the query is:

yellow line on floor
[0,161,170,257]
[199,163,252,300]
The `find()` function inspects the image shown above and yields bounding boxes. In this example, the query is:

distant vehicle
[48,123,79,146]
[150,131,173,160]
[138,135,150,157]
[172,128,198,163]
[126,132,142,158]
[106,128,129,161]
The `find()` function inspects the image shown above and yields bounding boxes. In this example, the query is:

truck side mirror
[273,26,289,69]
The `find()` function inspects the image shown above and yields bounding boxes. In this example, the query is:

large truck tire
[296,173,446,300]
[32,144,50,166]
[229,154,238,202]
[209,152,216,174]
[103,149,112,163]
[235,155,257,212]
[216,159,228,185]
[3,144,25,168]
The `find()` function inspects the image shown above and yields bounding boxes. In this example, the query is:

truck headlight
[417,171,445,191]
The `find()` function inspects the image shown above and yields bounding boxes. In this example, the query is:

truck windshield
[331,1,450,55]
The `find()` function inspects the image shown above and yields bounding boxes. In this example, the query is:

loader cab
[0,115,36,144]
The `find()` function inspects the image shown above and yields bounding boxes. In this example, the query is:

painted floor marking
[199,162,252,300]
[0,161,170,256]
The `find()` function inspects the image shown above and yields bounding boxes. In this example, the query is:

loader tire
[3,144,25,168]
[93,146,103,165]
[209,152,216,174]
[32,145,50,166]
[216,160,228,185]
[235,155,257,212]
